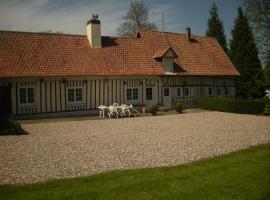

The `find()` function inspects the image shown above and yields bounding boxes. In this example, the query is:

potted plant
[175,101,183,113]
[150,103,158,116]
[159,106,167,112]
[141,104,147,115]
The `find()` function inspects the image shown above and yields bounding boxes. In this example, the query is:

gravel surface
[0,111,270,185]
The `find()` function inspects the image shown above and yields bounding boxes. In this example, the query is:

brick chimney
[87,14,101,48]
[186,27,191,42]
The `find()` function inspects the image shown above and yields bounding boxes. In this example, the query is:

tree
[206,2,228,52]
[117,0,157,37]
[229,7,265,99]
[40,30,64,34]
[244,0,270,64]
[264,52,270,87]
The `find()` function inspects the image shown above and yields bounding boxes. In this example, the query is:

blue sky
[0,0,243,40]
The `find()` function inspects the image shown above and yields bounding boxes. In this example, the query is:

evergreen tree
[264,52,270,88]
[206,2,228,52]
[244,0,270,64]
[229,7,265,99]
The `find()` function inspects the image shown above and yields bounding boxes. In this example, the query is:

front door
[0,85,12,117]
[145,87,153,109]
[163,87,172,109]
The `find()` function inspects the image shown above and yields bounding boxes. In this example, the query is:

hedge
[0,117,28,135]
[197,97,265,114]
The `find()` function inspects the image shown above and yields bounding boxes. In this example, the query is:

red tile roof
[153,47,177,59]
[0,29,239,77]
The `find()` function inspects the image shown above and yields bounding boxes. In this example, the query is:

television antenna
[152,10,167,32]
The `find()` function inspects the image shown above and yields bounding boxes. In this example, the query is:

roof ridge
[0,30,86,37]
[0,30,140,40]
[138,28,215,39]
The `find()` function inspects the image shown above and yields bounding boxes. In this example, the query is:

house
[0,16,239,118]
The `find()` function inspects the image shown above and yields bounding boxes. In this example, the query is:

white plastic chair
[120,104,131,117]
[128,104,140,117]
[108,105,119,119]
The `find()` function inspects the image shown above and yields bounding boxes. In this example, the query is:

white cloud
[0,0,130,36]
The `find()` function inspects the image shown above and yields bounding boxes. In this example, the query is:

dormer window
[163,56,173,73]
[153,47,178,74]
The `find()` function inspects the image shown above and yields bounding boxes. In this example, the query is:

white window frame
[176,87,182,97]
[208,87,214,96]
[183,87,190,97]
[146,87,153,101]
[164,87,170,96]
[18,86,35,106]
[216,87,222,97]
[66,87,84,104]
[126,88,139,101]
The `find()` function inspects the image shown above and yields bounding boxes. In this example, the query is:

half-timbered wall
[161,76,235,107]
[1,75,235,116]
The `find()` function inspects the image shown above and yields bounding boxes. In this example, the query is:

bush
[159,106,167,112]
[175,101,183,113]
[264,98,270,115]
[0,117,28,135]
[198,97,265,114]
[150,103,158,116]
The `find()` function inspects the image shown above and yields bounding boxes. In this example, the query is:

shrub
[175,101,183,113]
[197,97,265,114]
[264,98,270,115]
[159,106,167,112]
[0,117,28,135]
[150,103,158,116]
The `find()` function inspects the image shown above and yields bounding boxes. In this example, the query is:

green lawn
[1,145,270,200]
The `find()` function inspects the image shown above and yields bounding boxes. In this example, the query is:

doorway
[163,87,172,109]
[0,85,12,117]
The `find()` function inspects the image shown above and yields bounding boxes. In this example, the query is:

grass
[0,145,270,200]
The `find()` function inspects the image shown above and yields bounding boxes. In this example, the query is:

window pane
[127,89,132,100]
[68,89,74,102]
[19,88,26,104]
[133,89,138,100]
[177,88,181,96]
[225,87,229,96]
[146,88,152,100]
[163,57,173,72]
[208,87,213,96]
[164,88,169,96]
[27,88,34,103]
[184,87,189,96]
[217,88,222,96]
[75,88,82,102]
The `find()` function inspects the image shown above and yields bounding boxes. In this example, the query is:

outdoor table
[98,106,108,118]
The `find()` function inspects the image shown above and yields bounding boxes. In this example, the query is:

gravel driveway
[0,111,270,185]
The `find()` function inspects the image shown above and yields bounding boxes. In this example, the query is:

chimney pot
[186,27,191,42]
[87,14,101,48]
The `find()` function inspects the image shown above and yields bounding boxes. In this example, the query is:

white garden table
[98,105,108,118]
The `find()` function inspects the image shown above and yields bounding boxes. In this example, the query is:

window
[177,87,182,97]
[67,88,83,103]
[208,87,213,96]
[19,87,34,105]
[146,88,152,100]
[217,87,222,96]
[164,88,170,96]
[224,87,230,96]
[126,88,138,101]
[163,57,173,73]
[184,87,190,97]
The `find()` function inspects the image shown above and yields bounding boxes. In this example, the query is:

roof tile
[0,29,239,77]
